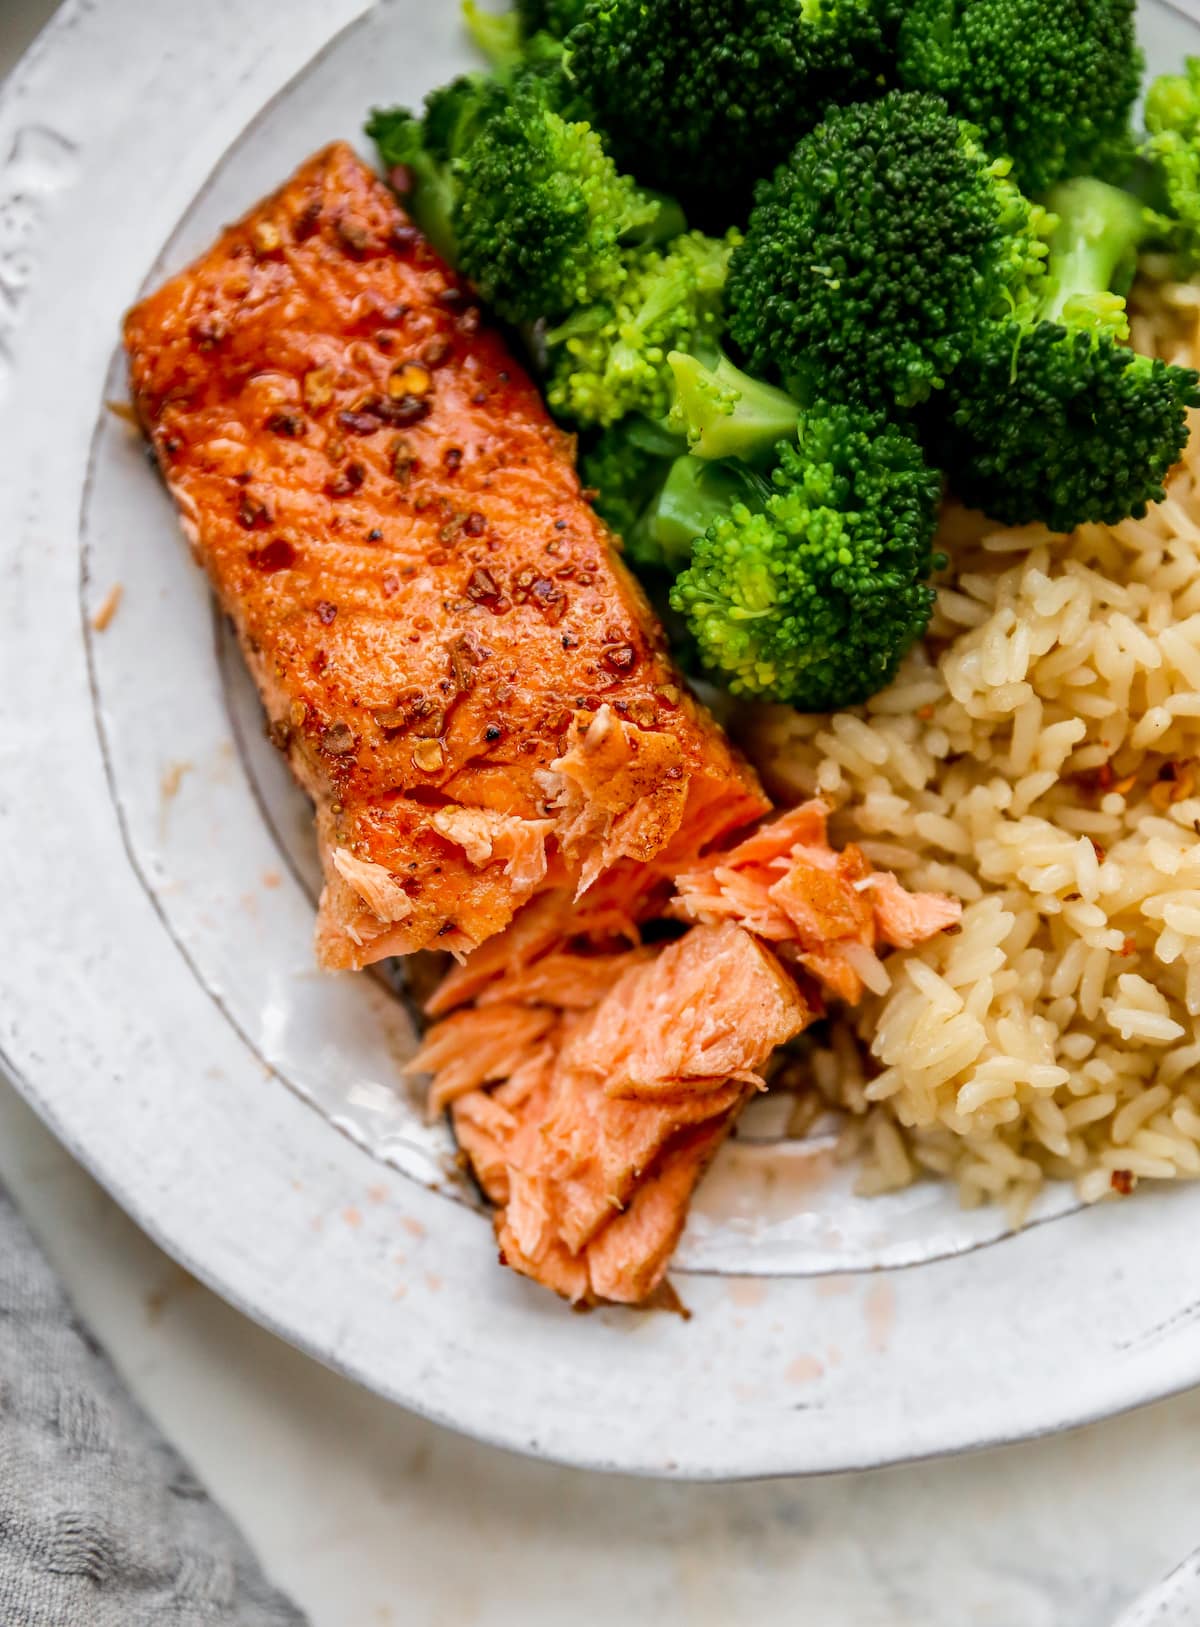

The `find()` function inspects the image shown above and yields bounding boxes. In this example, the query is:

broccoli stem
[401,159,461,265]
[667,351,801,462]
[647,456,770,567]
[1039,177,1149,333]
[462,1,523,68]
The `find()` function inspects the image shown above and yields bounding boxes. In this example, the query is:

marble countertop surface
[4,3,1200,1622]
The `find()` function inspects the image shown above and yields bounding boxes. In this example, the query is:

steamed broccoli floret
[368,70,671,325]
[367,93,470,262]
[546,229,733,427]
[580,417,681,546]
[582,417,769,575]
[926,177,1200,532]
[463,0,586,67]
[670,407,942,709]
[1142,60,1200,270]
[667,350,801,463]
[517,0,591,37]
[896,0,1141,197]
[567,0,896,221]
[727,93,1052,410]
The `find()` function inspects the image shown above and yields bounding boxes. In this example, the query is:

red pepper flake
[326,462,365,498]
[390,437,418,486]
[383,394,432,428]
[465,567,502,606]
[237,494,271,530]
[248,538,296,573]
[250,219,283,258]
[449,639,478,695]
[1121,935,1137,956]
[316,600,338,626]
[463,511,486,537]
[601,644,638,674]
[188,315,228,349]
[381,572,401,598]
[1111,1169,1135,1195]
[421,335,453,369]
[311,650,328,675]
[335,216,371,257]
[292,198,322,240]
[388,362,433,401]
[337,408,382,436]
[266,410,306,438]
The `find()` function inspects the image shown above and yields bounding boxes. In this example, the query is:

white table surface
[4,4,1200,1623]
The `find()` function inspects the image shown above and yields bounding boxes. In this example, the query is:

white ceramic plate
[5,0,1200,1479]
[1118,1552,1200,1626]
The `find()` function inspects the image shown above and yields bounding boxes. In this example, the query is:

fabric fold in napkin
[0,1182,308,1627]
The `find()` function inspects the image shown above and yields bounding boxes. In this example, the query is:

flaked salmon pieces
[670,800,963,1005]
[124,142,766,970]
[418,808,962,1305]
[415,921,814,1305]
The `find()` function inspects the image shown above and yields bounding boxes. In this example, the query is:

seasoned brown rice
[741,274,1200,1221]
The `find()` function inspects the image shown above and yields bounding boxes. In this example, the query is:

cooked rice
[740,276,1200,1221]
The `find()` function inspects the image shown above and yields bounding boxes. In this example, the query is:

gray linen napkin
[0,1182,309,1627]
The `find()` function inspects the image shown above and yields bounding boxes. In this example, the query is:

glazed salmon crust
[124,143,766,970]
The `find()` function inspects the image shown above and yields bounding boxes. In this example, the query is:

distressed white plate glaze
[1118,1552,1200,1627]
[5,0,1200,1477]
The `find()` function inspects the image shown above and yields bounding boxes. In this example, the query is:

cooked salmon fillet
[420,805,963,1303]
[124,143,766,969]
[670,801,963,1004]
[416,922,812,1304]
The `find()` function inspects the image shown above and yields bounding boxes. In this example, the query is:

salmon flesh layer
[124,142,766,969]
[415,808,962,1305]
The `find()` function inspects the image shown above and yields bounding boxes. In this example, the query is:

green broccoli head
[517,0,591,37]
[463,0,589,68]
[1143,59,1200,270]
[567,0,896,220]
[670,405,943,709]
[727,92,1052,410]
[546,229,735,427]
[926,176,1200,532]
[896,0,1141,197]
[456,77,664,321]
[369,70,671,326]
